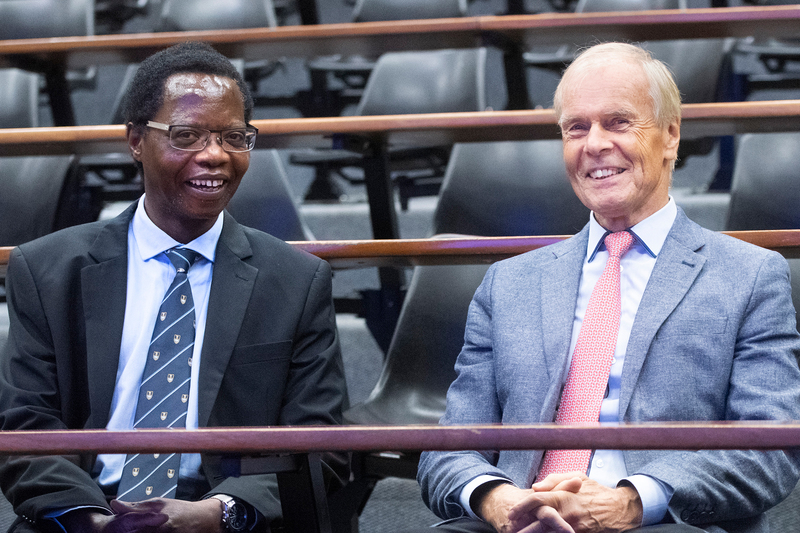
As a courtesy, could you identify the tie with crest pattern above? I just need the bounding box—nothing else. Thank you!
[117,247,200,501]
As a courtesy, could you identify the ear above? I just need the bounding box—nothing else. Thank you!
[126,122,144,162]
[663,120,681,163]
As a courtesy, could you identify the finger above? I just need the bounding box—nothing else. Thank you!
[102,511,169,533]
[508,493,550,521]
[111,498,167,514]
[531,472,586,492]
[551,476,583,494]
[512,506,573,533]
[110,500,138,515]
[530,505,575,533]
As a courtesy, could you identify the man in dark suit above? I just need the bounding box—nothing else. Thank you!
[0,42,347,533]
[415,43,800,533]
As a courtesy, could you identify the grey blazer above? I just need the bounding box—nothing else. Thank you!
[418,209,800,533]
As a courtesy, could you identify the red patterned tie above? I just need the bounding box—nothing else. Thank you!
[537,230,634,480]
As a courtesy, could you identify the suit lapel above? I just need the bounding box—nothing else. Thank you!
[81,204,136,428]
[619,210,707,418]
[511,228,588,486]
[540,227,589,386]
[197,213,257,427]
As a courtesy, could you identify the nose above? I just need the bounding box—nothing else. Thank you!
[585,123,613,155]
[195,133,229,164]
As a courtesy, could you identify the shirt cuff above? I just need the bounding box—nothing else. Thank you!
[43,505,113,533]
[620,474,674,526]
[459,475,514,520]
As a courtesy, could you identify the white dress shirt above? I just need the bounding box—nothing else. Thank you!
[460,198,678,525]
[94,196,223,489]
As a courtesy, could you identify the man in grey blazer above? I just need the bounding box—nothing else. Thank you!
[0,43,347,533]
[415,43,800,533]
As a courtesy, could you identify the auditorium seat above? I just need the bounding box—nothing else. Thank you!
[0,69,39,129]
[344,260,490,428]
[225,150,313,241]
[0,0,93,39]
[156,0,280,90]
[351,0,467,21]
[292,47,502,205]
[523,0,687,74]
[302,0,472,138]
[0,69,78,248]
[0,0,96,124]
[725,132,800,231]
[0,157,79,247]
[154,0,277,31]
[434,140,588,236]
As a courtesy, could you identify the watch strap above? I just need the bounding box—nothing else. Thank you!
[211,494,235,530]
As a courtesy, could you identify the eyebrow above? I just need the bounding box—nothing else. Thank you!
[559,108,639,128]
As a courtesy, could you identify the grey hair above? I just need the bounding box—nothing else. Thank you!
[553,42,681,130]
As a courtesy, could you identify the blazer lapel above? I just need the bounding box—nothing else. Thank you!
[81,203,136,428]
[619,210,707,418]
[511,228,588,486]
[540,227,589,390]
[197,213,257,427]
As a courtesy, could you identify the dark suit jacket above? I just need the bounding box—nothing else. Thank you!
[0,203,348,531]
[418,210,800,533]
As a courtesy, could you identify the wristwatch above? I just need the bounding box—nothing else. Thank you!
[212,494,249,532]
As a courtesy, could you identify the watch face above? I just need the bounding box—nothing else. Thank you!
[228,502,248,531]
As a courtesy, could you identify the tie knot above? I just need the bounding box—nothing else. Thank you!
[166,248,200,273]
[604,231,634,259]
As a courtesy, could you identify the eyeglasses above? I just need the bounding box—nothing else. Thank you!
[146,121,258,152]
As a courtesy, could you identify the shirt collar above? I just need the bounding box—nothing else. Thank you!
[586,197,678,262]
[131,195,223,263]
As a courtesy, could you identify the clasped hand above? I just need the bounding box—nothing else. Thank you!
[61,497,223,533]
[478,473,643,533]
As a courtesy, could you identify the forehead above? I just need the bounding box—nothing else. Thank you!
[560,59,654,120]
[157,73,244,120]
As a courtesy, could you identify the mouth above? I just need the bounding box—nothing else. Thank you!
[587,168,626,179]
[186,178,225,192]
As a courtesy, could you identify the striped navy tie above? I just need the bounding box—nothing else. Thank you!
[117,247,200,501]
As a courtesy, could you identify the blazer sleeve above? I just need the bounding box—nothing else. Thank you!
[0,247,111,529]
[418,263,512,520]
[630,250,800,527]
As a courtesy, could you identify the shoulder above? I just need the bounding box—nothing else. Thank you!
[235,222,328,274]
[686,221,779,266]
[668,209,776,259]
[491,230,588,275]
[667,213,787,282]
[11,219,118,275]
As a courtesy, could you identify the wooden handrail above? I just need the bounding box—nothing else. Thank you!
[2,230,799,278]
[0,423,799,455]
[1,6,799,70]
[0,101,798,156]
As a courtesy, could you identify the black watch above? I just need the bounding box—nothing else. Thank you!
[212,494,249,532]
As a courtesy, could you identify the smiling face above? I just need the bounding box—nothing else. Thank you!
[127,72,250,243]
[558,59,680,231]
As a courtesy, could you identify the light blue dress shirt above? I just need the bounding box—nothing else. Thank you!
[94,196,223,489]
[460,199,678,525]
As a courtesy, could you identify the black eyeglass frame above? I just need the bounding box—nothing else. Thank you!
[146,120,258,153]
